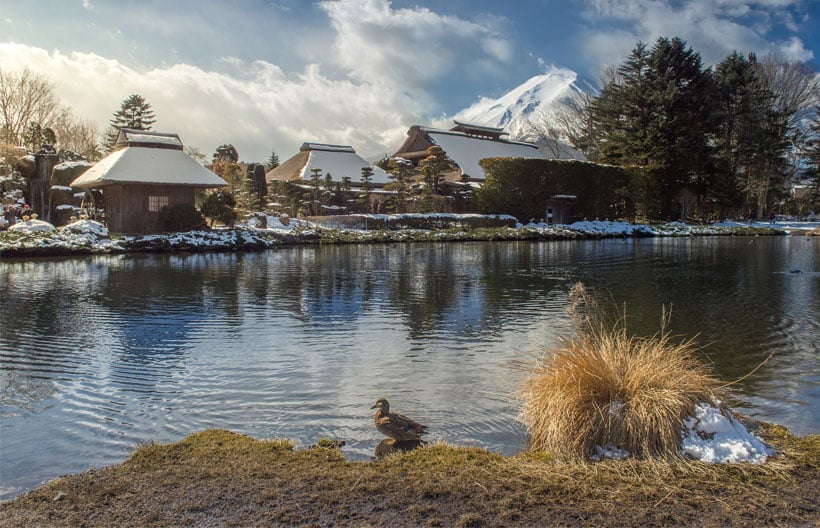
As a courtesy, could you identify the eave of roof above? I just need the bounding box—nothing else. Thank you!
[71,146,226,188]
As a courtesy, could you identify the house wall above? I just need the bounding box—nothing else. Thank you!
[105,184,197,234]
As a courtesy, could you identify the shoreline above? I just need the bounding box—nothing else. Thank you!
[0,217,806,259]
[0,425,817,527]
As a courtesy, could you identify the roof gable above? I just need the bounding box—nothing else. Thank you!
[71,134,226,188]
[115,128,184,150]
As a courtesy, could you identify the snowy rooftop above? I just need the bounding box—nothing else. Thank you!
[422,127,541,180]
[300,143,356,153]
[116,129,184,149]
[296,146,390,184]
[71,146,226,188]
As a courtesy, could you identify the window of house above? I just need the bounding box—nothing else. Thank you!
[148,195,169,212]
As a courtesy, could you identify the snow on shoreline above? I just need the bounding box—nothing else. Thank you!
[0,216,816,256]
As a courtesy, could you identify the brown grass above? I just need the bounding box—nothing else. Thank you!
[518,283,725,460]
[1,427,817,527]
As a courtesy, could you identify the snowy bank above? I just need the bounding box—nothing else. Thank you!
[0,215,803,258]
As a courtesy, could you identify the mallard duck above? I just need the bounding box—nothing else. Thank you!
[371,397,428,441]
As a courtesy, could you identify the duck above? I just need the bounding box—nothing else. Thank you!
[371,397,428,442]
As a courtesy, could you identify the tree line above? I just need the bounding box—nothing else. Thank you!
[544,37,818,220]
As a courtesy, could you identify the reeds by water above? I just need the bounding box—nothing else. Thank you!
[518,283,724,460]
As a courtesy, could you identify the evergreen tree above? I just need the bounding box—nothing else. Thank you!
[590,37,719,219]
[267,150,280,170]
[386,157,414,213]
[712,52,773,218]
[309,167,323,215]
[419,146,449,195]
[211,144,239,176]
[106,94,156,148]
[360,166,374,192]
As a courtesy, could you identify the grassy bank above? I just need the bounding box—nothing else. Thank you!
[1,426,817,527]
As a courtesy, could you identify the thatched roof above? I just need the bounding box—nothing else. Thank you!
[266,143,389,185]
[393,123,541,180]
[71,130,226,188]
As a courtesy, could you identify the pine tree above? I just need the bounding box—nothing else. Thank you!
[386,157,414,213]
[360,166,374,192]
[106,94,156,148]
[419,146,449,195]
[590,37,719,219]
[267,150,280,171]
[712,51,772,218]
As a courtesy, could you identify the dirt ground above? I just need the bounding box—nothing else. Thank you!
[1,425,817,528]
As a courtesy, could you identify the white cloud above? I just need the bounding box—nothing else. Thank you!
[0,1,518,162]
[319,0,513,100]
[580,0,813,72]
[0,43,421,161]
[778,35,814,62]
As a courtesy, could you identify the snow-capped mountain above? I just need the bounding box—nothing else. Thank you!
[450,67,596,159]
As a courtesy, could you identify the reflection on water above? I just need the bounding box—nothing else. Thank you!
[1,237,817,499]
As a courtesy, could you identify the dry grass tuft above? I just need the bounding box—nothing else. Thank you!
[519,283,725,460]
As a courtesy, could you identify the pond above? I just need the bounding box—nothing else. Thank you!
[1,237,818,500]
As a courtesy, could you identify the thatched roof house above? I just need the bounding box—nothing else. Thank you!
[71,129,226,234]
[393,121,542,181]
[266,142,390,186]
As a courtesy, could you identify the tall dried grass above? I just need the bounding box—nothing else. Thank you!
[519,283,725,460]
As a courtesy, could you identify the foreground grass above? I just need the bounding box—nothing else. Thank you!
[1,426,817,527]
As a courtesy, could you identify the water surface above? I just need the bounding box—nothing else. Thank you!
[1,237,817,499]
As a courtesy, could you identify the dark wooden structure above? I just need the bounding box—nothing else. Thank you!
[70,129,226,234]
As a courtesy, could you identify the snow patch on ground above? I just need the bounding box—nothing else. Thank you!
[591,444,630,461]
[681,403,773,464]
[7,219,56,233]
[592,401,774,464]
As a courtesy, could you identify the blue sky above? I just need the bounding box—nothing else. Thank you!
[1,0,817,161]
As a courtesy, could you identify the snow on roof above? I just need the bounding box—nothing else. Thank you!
[298,148,390,184]
[300,143,356,153]
[117,129,183,149]
[71,146,226,188]
[423,128,541,179]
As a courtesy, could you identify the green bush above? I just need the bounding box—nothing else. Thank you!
[158,203,206,232]
[476,158,645,222]
[200,190,237,227]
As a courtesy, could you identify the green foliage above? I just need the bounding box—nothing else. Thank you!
[385,157,415,213]
[200,190,237,227]
[23,122,56,151]
[158,203,206,232]
[590,38,719,218]
[476,158,639,222]
[213,144,239,164]
[420,146,449,195]
[360,166,374,192]
[267,150,280,170]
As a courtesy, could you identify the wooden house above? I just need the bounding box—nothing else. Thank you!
[70,129,226,234]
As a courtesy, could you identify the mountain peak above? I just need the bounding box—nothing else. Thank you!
[451,67,595,147]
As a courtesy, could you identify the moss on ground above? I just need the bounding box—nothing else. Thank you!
[1,425,817,527]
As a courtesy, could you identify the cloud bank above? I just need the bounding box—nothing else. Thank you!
[0,0,514,162]
[580,0,815,73]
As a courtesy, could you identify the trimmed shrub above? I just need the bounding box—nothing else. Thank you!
[477,158,646,222]
[158,203,206,232]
